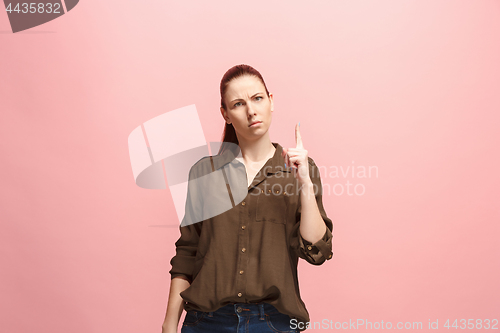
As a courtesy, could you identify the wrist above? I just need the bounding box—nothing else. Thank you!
[300,178,314,192]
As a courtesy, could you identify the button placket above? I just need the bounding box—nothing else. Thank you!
[236,193,249,302]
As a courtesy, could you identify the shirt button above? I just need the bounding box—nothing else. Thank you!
[275,190,279,194]
[241,225,246,230]
[239,270,244,274]
[236,306,243,313]
[284,191,287,195]
[261,189,264,193]
[242,201,246,206]
[241,248,246,253]
[307,245,313,251]
[237,292,242,297]
[268,189,271,194]
[328,254,332,259]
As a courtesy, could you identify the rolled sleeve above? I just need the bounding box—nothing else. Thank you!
[292,158,334,265]
[169,165,203,283]
[169,222,202,283]
[298,225,333,264]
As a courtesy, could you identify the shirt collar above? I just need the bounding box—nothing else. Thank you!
[212,142,288,190]
[268,142,285,175]
[213,142,285,172]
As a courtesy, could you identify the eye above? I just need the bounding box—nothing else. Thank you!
[234,102,242,107]
[255,96,263,101]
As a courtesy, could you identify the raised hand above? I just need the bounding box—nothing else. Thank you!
[281,122,311,186]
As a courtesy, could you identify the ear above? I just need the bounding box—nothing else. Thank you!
[220,107,231,124]
[268,93,274,112]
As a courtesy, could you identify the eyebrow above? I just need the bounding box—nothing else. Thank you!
[229,92,264,105]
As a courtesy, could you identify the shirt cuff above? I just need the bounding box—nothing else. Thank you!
[298,226,333,263]
[169,255,196,284]
[170,273,192,283]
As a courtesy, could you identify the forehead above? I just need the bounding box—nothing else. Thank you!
[225,75,265,98]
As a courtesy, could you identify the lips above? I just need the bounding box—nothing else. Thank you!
[249,121,262,127]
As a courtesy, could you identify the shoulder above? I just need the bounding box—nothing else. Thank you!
[307,156,316,166]
[307,156,323,181]
[188,156,213,180]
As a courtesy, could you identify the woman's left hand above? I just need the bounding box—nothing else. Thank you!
[282,122,311,186]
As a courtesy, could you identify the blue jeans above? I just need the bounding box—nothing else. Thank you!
[181,302,299,333]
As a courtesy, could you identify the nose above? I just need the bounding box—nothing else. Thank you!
[246,103,257,118]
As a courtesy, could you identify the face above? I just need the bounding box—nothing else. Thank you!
[220,75,274,142]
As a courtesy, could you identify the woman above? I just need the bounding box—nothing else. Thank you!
[162,64,333,333]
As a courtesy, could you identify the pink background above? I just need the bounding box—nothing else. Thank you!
[1,0,499,332]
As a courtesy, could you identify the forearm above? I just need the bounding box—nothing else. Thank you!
[162,276,191,332]
[299,180,327,244]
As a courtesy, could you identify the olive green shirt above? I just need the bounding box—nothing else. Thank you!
[169,142,333,330]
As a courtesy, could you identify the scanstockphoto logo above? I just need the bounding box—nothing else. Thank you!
[3,0,79,33]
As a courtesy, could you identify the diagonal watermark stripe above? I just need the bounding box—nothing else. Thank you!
[128,105,248,228]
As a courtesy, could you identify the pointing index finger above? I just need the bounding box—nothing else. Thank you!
[295,122,303,148]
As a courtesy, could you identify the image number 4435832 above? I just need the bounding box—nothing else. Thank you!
[3,0,79,33]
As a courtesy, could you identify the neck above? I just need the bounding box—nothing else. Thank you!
[237,133,276,162]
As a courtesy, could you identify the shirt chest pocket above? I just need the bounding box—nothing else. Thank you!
[255,187,289,224]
